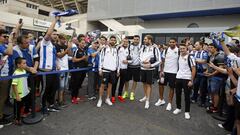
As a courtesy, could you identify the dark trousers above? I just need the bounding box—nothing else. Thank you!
[117,69,128,96]
[111,69,128,97]
[14,94,31,120]
[193,75,208,103]
[87,71,98,97]
[41,74,59,109]
[223,106,235,131]
[71,71,86,98]
[112,72,119,97]
[176,79,191,112]
[0,80,9,119]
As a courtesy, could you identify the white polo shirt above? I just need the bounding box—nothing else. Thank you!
[163,47,179,74]
[176,54,195,80]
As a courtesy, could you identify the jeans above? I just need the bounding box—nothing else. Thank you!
[193,75,207,104]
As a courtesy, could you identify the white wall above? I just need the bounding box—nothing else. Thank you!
[139,14,240,29]
[0,10,90,35]
[88,0,240,21]
[0,0,59,22]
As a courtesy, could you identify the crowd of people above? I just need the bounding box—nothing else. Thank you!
[0,17,240,135]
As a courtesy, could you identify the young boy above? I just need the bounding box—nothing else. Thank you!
[11,57,30,125]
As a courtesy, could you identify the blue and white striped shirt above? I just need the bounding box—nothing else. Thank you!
[39,39,57,71]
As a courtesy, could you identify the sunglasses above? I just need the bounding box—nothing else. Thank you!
[1,35,8,38]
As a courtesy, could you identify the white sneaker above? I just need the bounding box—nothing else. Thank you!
[139,97,147,102]
[155,99,161,106]
[145,101,150,109]
[155,99,166,106]
[185,112,191,120]
[218,124,224,129]
[173,109,181,115]
[166,103,172,111]
[97,99,102,107]
[105,98,113,106]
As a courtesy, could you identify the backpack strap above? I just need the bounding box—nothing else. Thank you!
[187,55,192,72]
[165,48,168,56]
[153,47,157,61]
[128,44,131,55]
[103,47,106,57]
[117,46,121,53]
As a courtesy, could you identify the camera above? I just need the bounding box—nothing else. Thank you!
[150,57,156,64]
[126,55,132,60]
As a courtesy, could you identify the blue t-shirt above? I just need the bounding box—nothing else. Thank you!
[87,48,99,72]
[13,45,38,67]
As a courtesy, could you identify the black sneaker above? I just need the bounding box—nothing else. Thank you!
[58,102,68,108]
[3,114,13,120]
[41,108,50,116]
[0,118,12,126]
[48,105,60,112]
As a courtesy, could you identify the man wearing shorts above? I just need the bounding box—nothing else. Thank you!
[123,35,141,101]
[139,35,161,109]
[156,38,179,111]
[97,36,119,107]
[204,43,225,113]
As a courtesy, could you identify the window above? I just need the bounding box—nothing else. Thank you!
[187,23,199,28]
[38,9,49,16]
[26,3,38,10]
[0,0,7,4]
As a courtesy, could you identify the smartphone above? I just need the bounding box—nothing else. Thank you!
[19,18,23,24]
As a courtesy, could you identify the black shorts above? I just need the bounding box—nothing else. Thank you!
[141,70,154,84]
[127,67,140,82]
[162,72,177,89]
[234,97,240,120]
[101,71,117,84]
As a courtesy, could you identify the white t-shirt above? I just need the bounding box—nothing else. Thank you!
[163,47,179,74]
[176,54,195,80]
[68,43,78,60]
[57,52,69,70]
[140,45,161,70]
[227,53,240,102]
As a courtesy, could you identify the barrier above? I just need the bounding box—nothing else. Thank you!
[0,67,92,81]
[0,67,92,124]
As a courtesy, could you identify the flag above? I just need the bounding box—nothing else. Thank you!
[224,25,240,37]
[51,9,79,17]
[51,9,79,27]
